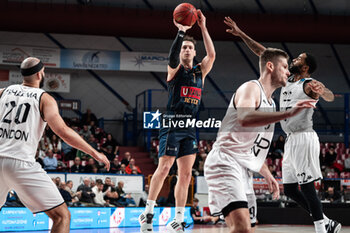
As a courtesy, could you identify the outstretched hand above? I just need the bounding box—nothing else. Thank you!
[93,152,110,171]
[173,18,192,32]
[224,16,242,36]
[287,99,317,117]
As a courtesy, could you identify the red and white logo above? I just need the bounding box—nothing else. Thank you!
[180,86,201,100]
[110,208,125,227]
[159,208,171,225]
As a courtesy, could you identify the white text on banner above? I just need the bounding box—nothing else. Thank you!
[0,45,60,67]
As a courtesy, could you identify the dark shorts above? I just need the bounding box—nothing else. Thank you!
[158,127,198,158]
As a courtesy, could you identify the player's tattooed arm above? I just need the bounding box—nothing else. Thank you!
[224,16,266,56]
[304,80,335,102]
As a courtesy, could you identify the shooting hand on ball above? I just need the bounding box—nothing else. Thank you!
[173,19,192,32]
[197,9,206,29]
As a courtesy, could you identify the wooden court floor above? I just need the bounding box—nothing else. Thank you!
[6,224,350,233]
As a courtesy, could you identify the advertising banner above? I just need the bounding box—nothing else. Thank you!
[60,49,120,71]
[0,70,70,93]
[0,45,60,67]
[0,208,49,231]
[120,52,168,72]
[0,207,192,231]
[0,45,170,72]
[109,207,192,228]
[70,208,109,229]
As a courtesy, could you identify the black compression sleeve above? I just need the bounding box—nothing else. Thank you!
[168,30,185,69]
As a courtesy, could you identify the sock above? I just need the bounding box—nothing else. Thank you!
[175,207,185,223]
[323,214,330,225]
[314,219,326,233]
[145,200,155,214]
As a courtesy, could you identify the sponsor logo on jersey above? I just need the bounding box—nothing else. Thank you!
[180,86,201,100]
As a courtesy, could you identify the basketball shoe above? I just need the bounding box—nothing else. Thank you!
[326,219,341,233]
[166,219,186,233]
[138,212,154,233]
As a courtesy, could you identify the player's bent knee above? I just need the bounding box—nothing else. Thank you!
[46,203,70,223]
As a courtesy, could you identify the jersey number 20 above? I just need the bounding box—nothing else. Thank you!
[2,101,31,124]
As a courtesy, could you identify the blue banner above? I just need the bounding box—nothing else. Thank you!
[0,208,49,231]
[60,49,120,70]
[0,207,193,231]
[70,208,110,229]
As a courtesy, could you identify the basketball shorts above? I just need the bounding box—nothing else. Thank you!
[158,127,198,158]
[282,131,322,185]
[204,148,254,217]
[0,157,64,213]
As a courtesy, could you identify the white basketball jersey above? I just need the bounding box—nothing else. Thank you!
[213,80,275,172]
[280,77,316,133]
[0,85,47,163]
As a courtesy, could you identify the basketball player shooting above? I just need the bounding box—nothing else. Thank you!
[0,57,110,233]
[139,9,215,233]
[224,16,341,233]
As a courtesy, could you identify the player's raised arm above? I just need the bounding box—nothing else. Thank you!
[197,9,216,78]
[224,16,266,56]
[306,80,335,102]
[235,82,317,127]
[40,93,110,171]
[167,20,192,81]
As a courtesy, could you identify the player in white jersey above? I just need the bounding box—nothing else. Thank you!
[204,47,316,233]
[224,17,341,233]
[0,57,110,233]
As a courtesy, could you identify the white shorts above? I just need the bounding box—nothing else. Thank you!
[0,157,64,213]
[204,148,255,217]
[282,131,322,185]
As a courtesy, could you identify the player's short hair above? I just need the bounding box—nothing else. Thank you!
[193,198,199,202]
[260,48,289,72]
[304,52,317,74]
[183,35,196,47]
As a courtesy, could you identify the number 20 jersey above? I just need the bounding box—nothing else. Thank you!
[213,80,275,172]
[0,84,47,163]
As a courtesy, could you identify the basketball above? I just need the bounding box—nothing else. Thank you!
[173,3,198,26]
